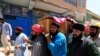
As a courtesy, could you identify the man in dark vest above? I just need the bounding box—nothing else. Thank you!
[68,23,100,56]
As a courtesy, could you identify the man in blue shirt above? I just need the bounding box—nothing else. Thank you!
[46,22,67,56]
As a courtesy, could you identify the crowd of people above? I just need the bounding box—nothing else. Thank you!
[0,17,100,56]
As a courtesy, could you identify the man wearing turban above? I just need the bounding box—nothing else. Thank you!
[31,24,51,56]
[68,23,100,56]
[14,27,29,56]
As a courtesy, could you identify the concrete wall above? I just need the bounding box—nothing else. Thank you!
[42,0,86,22]
[43,0,86,13]
[91,19,100,25]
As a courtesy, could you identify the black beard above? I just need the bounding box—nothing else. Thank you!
[15,32,20,36]
[50,31,58,37]
[1,22,4,23]
[90,33,97,37]
[73,33,82,38]
[0,22,4,24]
[31,34,37,41]
[72,34,82,43]
[50,31,59,40]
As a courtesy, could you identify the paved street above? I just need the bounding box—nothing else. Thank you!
[0,41,14,56]
[0,46,31,56]
[0,41,31,56]
[0,41,100,56]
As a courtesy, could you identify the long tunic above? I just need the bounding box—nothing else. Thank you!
[32,34,51,56]
[48,32,67,56]
[68,36,100,56]
[0,22,12,48]
[14,33,28,56]
[0,22,12,36]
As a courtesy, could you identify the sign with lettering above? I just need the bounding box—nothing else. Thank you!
[64,0,77,6]
[2,3,28,17]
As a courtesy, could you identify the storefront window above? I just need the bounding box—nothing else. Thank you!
[79,0,85,8]
[64,0,85,8]
[64,0,77,6]
[1,2,28,17]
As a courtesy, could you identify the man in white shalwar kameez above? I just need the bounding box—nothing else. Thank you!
[14,27,29,56]
[0,17,12,55]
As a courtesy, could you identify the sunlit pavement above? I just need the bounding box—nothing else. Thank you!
[0,45,100,56]
[0,46,31,56]
[0,46,14,56]
[0,40,32,56]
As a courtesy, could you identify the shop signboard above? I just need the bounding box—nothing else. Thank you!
[1,3,28,17]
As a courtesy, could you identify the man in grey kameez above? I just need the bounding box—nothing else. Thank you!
[31,24,51,56]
